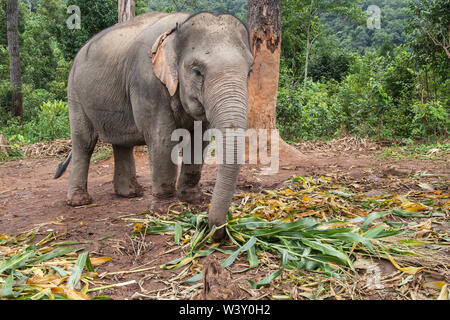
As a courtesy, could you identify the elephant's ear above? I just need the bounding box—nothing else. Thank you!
[150,28,178,96]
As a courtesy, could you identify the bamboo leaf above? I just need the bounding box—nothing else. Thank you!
[162,256,195,270]
[33,247,75,263]
[1,274,14,298]
[174,224,183,245]
[221,237,257,268]
[0,248,36,274]
[51,241,84,246]
[249,269,282,289]
[90,257,112,266]
[67,252,93,289]
[364,225,401,239]
[190,226,207,252]
[361,211,389,229]
[184,272,203,283]
[301,239,353,269]
[328,232,374,252]
[437,284,448,300]
[384,251,424,275]
[51,266,68,277]
[247,245,259,269]
[423,281,447,290]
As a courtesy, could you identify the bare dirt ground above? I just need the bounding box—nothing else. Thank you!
[0,138,448,300]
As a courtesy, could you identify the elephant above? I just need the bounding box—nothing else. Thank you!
[54,12,253,240]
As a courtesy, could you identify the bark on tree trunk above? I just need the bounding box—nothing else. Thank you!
[118,0,135,23]
[247,0,305,167]
[304,25,311,84]
[247,0,281,131]
[6,0,23,120]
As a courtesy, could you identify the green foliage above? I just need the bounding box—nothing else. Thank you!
[406,0,450,63]
[277,63,341,141]
[276,0,448,142]
[21,10,70,99]
[91,148,113,163]
[59,0,117,61]
[383,50,416,102]
[411,100,449,138]
[147,0,247,21]
[0,0,27,48]
[0,133,24,162]
[334,52,391,137]
[1,100,70,145]
[1,0,447,152]
[39,99,68,116]
[0,80,13,123]
[277,49,449,142]
[323,0,411,54]
[380,142,449,160]
[308,42,354,82]
[135,0,151,15]
[281,0,364,79]
[1,0,70,122]
[22,87,56,120]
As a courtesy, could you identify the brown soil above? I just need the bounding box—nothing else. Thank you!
[0,142,448,300]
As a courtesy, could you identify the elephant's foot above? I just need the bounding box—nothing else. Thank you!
[115,178,143,198]
[211,227,226,241]
[177,186,206,204]
[67,191,92,207]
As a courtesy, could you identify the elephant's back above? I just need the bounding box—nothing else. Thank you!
[74,12,170,64]
[69,12,190,85]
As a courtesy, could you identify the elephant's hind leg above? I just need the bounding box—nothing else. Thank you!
[67,109,98,206]
[113,145,143,198]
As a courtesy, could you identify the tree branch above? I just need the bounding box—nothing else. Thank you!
[423,26,450,59]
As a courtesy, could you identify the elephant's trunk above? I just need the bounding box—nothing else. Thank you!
[204,72,248,240]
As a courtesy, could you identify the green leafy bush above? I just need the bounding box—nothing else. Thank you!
[22,87,57,121]
[1,100,70,145]
[277,63,342,141]
[411,100,449,138]
[40,99,68,116]
[0,80,13,123]
[276,52,449,142]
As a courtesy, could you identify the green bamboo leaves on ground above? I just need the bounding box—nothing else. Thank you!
[0,233,111,300]
[131,176,448,288]
[67,252,94,289]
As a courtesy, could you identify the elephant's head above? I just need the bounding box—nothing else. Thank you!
[151,13,253,239]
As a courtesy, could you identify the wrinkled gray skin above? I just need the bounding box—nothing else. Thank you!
[59,12,253,239]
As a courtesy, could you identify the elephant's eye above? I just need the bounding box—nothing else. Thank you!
[193,67,203,78]
[248,68,253,78]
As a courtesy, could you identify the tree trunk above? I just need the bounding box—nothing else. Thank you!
[304,24,311,84]
[247,0,305,168]
[118,0,135,23]
[247,0,281,131]
[6,0,23,120]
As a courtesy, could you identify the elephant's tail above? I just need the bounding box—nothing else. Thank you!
[54,151,72,179]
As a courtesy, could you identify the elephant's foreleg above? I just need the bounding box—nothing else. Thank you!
[147,129,178,213]
[177,139,208,202]
[113,145,143,198]
[177,163,203,202]
[149,142,177,198]
[67,110,98,206]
